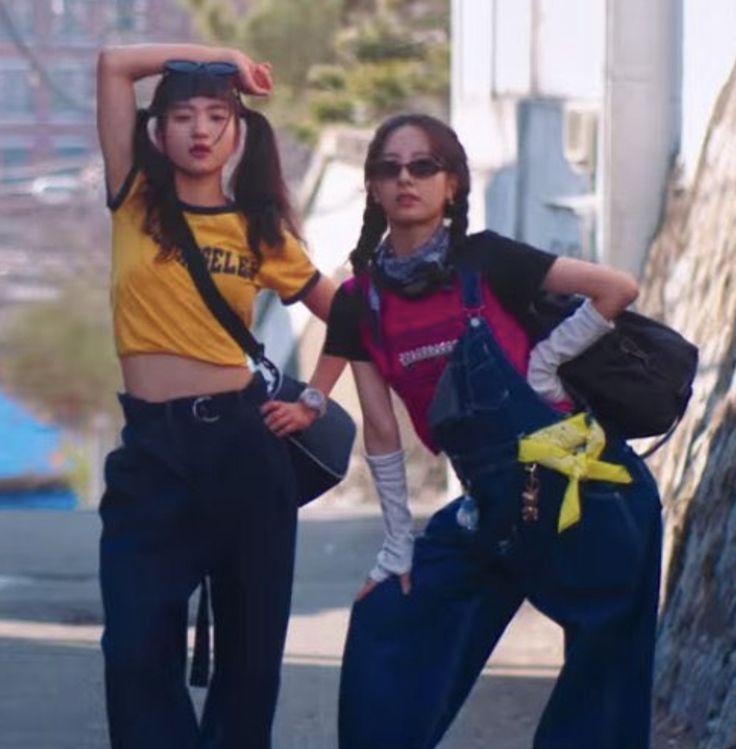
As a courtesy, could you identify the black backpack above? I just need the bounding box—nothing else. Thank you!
[527,293,698,445]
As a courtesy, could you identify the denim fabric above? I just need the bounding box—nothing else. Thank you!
[99,375,298,749]
[339,274,662,749]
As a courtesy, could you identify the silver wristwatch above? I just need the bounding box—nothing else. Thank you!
[298,386,327,418]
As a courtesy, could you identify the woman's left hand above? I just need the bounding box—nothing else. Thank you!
[261,400,317,437]
[232,53,274,96]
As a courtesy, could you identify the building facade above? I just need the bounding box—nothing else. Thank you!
[0,0,193,188]
[451,0,735,275]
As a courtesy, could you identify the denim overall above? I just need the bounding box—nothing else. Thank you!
[99,374,297,749]
[338,273,662,749]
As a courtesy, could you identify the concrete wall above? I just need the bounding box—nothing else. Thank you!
[514,99,595,256]
[452,0,604,248]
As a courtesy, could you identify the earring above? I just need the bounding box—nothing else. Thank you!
[146,116,164,153]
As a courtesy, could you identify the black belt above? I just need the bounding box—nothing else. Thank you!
[119,376,268,426]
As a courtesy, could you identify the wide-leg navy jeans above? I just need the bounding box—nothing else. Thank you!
[99,376,297,749]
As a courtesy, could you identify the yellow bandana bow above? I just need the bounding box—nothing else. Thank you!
[518,413,632,533]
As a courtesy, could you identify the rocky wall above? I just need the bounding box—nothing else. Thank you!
[639,63,736,749]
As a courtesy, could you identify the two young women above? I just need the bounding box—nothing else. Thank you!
[96,44,336,747]
[97,40,661,749]
[268,114,663,748]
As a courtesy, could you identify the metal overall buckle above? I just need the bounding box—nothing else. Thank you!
[192,396,220,423]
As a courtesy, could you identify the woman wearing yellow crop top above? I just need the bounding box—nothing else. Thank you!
[97,43,335,748]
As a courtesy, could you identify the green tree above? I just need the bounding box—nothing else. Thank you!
[182,0,342,91]
[180,0,450,136]
[244,0,343,91]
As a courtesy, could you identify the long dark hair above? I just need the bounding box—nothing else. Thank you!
[349,113,471,274]
[133,71,299,268]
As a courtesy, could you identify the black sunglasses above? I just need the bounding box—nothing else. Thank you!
[164,59,239,77]
[368,157,445,181]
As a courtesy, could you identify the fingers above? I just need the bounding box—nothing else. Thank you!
[399,572,412,596]
[238,60,273,96]
[251,63,273,93]
[355,572,412,602]
[261,401,294,436]
[260,401,313,437]
[355,579,378,602]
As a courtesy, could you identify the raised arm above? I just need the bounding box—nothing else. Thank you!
[96,43,273,197]
[541,256,638,319]
[530,256,639,403]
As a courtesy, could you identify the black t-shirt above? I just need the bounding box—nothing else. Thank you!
[324,230,557,361]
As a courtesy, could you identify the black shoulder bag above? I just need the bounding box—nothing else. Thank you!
[528,293,698,452]
[172,213,356,507]
[462,232,698,454]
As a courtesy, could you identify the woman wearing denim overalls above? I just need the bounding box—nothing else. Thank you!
[267,113,662,748]
[96,44,337,748]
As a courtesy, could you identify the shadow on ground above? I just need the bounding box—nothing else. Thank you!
[0,509,701,749]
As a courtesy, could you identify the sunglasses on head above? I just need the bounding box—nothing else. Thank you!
[164,59,239,77]
[368,156,445,181]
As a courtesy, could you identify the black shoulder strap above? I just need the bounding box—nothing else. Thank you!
[171,209,281,387]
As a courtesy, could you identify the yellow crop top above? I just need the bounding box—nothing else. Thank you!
[109,170,320,366]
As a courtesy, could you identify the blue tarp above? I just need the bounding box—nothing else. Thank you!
[0,392,78,509]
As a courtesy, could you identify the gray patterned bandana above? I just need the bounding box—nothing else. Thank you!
[369,226,454,325]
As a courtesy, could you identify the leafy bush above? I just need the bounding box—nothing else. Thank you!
[311,93,355,123]
[181,0,450,135]
[307,64,348,92]
[0,282,121,429]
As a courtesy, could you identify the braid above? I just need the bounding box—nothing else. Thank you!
[349,195,387,274]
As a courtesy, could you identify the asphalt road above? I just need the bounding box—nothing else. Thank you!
[0,503,686,748]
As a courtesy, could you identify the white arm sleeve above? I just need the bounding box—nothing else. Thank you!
[527,299,615,403]
[365,450,414,583]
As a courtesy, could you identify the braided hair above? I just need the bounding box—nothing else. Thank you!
[350,113,471,274]
[133,70,300,270]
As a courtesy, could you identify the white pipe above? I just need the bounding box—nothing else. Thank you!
[601,0,681,275]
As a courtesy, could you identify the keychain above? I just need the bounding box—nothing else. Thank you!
[521,463,540,523]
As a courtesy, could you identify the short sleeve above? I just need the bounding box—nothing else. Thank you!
[456,230,558,318]
[257,231,321,304]
[107,168,143,212]
[323,284,371,361]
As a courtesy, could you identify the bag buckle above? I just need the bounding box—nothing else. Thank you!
[259,356,283,399]
[192,396,220,423]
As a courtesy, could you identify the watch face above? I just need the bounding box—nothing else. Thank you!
[300,387,326,412]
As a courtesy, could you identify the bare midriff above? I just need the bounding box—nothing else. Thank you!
[120,353,254,403]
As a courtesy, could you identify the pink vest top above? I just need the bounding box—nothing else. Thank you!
[347,274,532,452]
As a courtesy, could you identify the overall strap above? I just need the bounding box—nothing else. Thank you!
[459,269,484,313]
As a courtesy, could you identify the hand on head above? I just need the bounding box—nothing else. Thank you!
[238,57,274,97]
